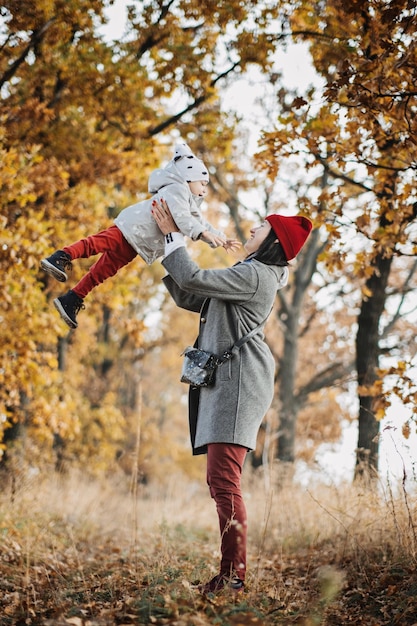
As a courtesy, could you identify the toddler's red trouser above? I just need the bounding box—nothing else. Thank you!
[206,443,248,582]
[63,225,137,299]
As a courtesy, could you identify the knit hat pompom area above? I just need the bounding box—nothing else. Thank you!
[266,214,313,261]
[170,142,209,183]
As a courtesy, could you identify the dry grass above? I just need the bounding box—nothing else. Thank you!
[1,466,417,625]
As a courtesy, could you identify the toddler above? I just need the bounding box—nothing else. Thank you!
[41,142,239,328]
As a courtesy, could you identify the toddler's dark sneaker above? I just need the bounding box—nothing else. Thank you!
[41,250,72,282]
[53,290,84,329]
[197,573,244,595]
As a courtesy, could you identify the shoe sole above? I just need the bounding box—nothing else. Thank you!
[40,259,68,282]
[197,582,244,595]
[53,298,78,329]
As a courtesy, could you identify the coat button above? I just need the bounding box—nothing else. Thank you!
[200,317,206,323]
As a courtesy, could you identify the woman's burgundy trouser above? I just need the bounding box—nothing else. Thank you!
[206,443,248,581]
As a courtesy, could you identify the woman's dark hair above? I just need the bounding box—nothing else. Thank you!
[246,229,288,266]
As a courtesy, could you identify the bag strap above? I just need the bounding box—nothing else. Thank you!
[217,308,272,364]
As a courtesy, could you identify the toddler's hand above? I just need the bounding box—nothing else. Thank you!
[223,239,241,253]
[200,230,227,248]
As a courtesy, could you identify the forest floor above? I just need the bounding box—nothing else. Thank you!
[1,469,417,626]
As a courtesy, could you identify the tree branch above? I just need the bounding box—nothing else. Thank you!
[315,153,374,193]
[296,360,356,403]
[0,18,56,90]
[147,61,241,136]
[381,260,417,338]
[135,0,177,58]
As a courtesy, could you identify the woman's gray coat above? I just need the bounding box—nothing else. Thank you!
[162,247,288,455]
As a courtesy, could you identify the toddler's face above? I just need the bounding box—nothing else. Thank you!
[188,180,209,198]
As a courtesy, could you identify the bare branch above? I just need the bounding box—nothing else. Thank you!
[382,258,417,337]
[296,360,356,403]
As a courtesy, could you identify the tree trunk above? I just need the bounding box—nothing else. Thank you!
[354,252,392,481]
[57,335,69,372]
[277,313,299,462]
[275,227,322,464]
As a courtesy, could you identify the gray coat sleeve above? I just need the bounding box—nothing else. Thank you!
[162,247,259,305]
[162,274,205,312]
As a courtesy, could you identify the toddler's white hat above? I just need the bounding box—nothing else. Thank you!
[170,142,209,183]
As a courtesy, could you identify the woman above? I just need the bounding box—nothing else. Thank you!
[152,198,312,594]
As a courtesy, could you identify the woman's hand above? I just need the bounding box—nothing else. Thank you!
[151,198,180,234]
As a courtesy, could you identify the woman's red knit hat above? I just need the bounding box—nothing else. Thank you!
[265,214,313,261]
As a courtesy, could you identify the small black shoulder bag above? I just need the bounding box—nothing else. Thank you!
[180,315,269,388]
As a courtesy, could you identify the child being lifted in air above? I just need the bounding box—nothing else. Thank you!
[41,142,239,329]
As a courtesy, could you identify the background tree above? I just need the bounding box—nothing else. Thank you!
[6,0,330,479]
[257,0,417,479]
[2,0,416,484]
